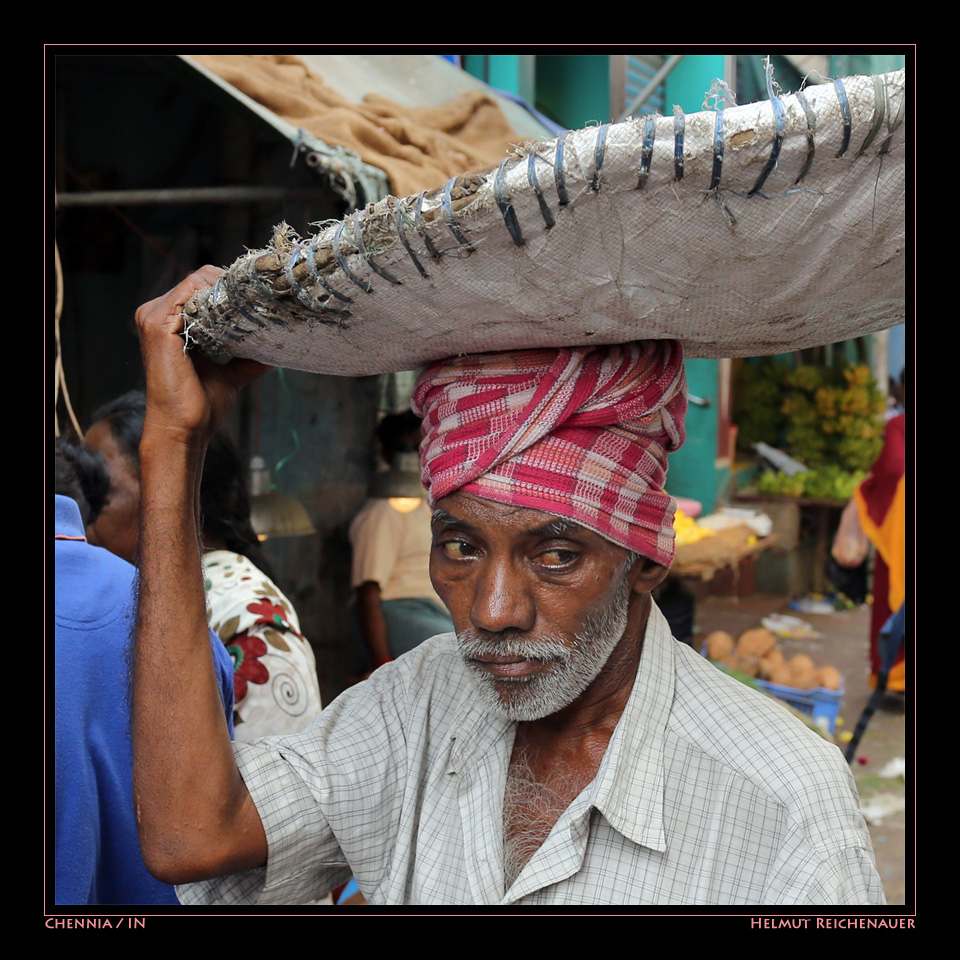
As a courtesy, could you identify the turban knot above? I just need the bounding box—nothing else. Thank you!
[411,341,687,567]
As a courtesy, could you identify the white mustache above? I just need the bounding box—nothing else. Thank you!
[457,629,573,663]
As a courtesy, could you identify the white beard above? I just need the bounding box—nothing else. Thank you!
[457,573,632,722]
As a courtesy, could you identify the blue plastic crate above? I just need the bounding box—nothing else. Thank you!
[750,676,843,734]
[701,649,844,734]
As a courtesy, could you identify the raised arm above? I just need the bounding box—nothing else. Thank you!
[132,267,269,883]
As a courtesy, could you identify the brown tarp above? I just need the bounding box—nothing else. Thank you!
[191,54,521,197]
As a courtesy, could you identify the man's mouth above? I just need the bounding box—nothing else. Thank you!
[458,631,572,678]
[470,652,552,678]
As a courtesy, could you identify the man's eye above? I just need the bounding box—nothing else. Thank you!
[538,549,578,568]
[442,540,478,560]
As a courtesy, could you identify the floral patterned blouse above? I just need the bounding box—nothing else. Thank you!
[203,550,323,742]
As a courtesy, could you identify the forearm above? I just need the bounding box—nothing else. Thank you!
[134,433,266,882]
[131,266,269,884]
[356,581,392,665]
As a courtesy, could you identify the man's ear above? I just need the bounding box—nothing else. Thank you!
[629,555,669,595]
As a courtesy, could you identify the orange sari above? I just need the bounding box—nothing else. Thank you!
[854,415,906,690]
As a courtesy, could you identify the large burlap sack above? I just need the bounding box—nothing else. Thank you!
[184,71,906,376]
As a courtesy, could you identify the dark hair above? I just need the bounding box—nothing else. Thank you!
[55,437,111,525]
[199,431,275,580]
[90,390,273,578]
[377,411,422,458]
[90,390,146,468]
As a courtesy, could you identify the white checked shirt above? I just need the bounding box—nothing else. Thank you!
[178,604,884,906]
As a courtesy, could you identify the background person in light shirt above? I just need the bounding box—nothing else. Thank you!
[350,411,454,668]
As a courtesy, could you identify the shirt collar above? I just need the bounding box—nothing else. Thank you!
[55,495,86,539]
[589,601,674,852]
[446,603,675,853]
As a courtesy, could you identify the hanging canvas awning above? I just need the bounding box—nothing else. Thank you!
[182,54,548,203]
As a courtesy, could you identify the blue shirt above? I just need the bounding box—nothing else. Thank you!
[54,495,235,905]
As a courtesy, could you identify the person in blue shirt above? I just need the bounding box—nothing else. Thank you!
[53,438,235,905]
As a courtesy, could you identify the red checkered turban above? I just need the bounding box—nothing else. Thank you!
[411,341,687,567]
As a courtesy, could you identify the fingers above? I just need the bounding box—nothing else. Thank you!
[136,265,223,338]
[137,267,271,445]
[136,267,229,443]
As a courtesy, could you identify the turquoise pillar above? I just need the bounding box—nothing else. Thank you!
[667,358,721,512]
[664,55,728,113]
[463,55,535,103]
[660,56,731,513]
[533,55,609,128]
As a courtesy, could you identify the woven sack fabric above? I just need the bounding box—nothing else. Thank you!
[184,71,906,376]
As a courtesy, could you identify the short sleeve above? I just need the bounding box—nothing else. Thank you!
[204,551,323,741]
[782,845,887,905]
[176,655,425,906]
[349,500,405,588]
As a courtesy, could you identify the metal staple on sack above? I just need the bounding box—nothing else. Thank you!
[749,96,784,196]
[354,208,403,285]
[235,262,282,330]
[203,278,241,345]
[333,220,374,293]
[441,177,475,250]
[527,153,555,228]
[554,131,570,206]
[707,109,737,227]
[878,77,904,156]
[794,88,817,184]
[414,191,442,261]
[710,109,724,192]
[285,243,312,307]
[303,237,352,306]
[215,270,266,339]
[834,79,852,158]
[636,116,656,189]
[592,123,608,191]
[857,75,887,156]
[673,111,685,181]
[395,200,430,278]
[287,241,350,315]
[495,158,524,246]
[244,255,280,311]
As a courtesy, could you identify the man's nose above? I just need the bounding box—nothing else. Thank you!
[470,558,536,635]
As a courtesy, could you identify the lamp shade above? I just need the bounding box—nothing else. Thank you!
[249,455,316,540]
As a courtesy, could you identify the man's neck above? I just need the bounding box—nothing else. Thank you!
[502,593,651,888]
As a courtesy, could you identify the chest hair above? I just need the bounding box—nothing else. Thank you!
[502,743,598,890]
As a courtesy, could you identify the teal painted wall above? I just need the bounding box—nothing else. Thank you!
[466,54,610,128]
[462,55,534,102]
[833,53,905,76]
[664,55,728,113]
[534,55,609,128]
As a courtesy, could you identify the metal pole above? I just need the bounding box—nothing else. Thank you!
[57,184,333,208]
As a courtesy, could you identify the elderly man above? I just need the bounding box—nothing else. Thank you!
[133,268,883,907]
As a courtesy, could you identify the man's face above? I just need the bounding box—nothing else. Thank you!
[430,493,652,722]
